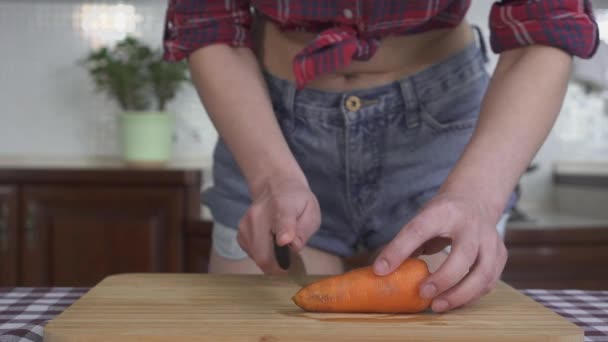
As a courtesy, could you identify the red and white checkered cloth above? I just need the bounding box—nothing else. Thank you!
[0,287,606,341]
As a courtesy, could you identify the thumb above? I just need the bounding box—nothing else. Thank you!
[273,211,298,247]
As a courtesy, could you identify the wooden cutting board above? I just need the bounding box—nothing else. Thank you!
[45,273,583,341]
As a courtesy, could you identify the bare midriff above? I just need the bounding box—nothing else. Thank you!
[252,17,475,92]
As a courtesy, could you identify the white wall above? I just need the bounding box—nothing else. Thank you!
[0,0,217,168]
[1,0,607,214]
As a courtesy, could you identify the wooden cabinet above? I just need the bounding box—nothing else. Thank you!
[502,224,608,290]
[0,165,203,287]
[20,186,184,287]
[184,220,213,273]
[0,186,18,285]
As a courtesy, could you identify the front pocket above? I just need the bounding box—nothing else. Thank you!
[420,71,489,134]
[422,114,478,132]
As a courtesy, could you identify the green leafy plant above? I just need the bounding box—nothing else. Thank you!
[82,36,189,112]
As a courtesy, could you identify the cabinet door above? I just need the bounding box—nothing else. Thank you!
[21,186,184,287]
[503,226,608,290]
[0,186,18,286]
[184,220,212,273]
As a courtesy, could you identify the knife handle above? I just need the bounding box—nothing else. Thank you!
[273,233,290,270]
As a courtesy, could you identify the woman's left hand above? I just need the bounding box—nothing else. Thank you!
[373,191,508,313]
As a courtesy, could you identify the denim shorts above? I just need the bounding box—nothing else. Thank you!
[203,42,518,259]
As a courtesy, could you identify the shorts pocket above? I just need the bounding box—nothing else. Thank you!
[420,71,489,134]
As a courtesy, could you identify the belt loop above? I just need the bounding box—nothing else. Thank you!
[284,79,297,131]
[471,25,489,64]
[398,78,420,129]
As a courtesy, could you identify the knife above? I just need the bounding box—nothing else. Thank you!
[273,233,291,270]
[273,233,308,286]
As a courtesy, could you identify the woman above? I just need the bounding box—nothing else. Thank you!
[163,0,598,313]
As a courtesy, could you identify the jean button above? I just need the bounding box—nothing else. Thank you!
[345,95,362,111]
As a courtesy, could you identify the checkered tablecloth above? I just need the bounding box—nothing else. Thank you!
[522,289,608,342]
[0,288,88,342]
[0,287,606,341]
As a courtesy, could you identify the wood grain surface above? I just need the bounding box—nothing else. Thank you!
[45,273,583,341]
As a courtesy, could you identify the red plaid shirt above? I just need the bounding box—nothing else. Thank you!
[163,0,599,89]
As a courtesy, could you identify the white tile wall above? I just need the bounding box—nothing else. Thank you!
[0,0,217,169]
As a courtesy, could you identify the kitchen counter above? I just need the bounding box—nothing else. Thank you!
[551,160,608,220]
[0,155,209,186]
[553,160,608,188]
[0,155,210,170]
[554,160,608,177]
[508,209,608,230]
[0,286,606,342]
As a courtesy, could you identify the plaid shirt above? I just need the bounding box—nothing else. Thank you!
[163,0,599,89]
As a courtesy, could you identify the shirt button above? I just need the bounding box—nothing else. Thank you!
[343,8,353,19]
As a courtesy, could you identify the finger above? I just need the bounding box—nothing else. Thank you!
[273,211,297,247]
[373,214,439,276]
[237,208,256,253]
[258,230,286,275]
[293,197,321,251]
[419,236,479,300]
[467,237,507,304]
[244,205,283,274]
[429,235,498,312]
[495,237,508,284]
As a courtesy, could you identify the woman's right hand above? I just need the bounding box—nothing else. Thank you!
[237,177,321,274]
[186,45,318,273]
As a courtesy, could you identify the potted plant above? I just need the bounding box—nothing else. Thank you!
[82,36,189,166]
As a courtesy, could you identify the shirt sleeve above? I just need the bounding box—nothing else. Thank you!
[163,0,253,61]
[489,0,600,59]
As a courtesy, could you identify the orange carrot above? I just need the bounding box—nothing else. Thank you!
[292,258,431,313]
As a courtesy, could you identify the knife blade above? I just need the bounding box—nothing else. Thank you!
[287,248,308,287]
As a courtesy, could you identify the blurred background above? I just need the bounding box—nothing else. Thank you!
[0,0,607,290]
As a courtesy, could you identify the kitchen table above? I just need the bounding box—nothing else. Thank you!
[0,287,606,342]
